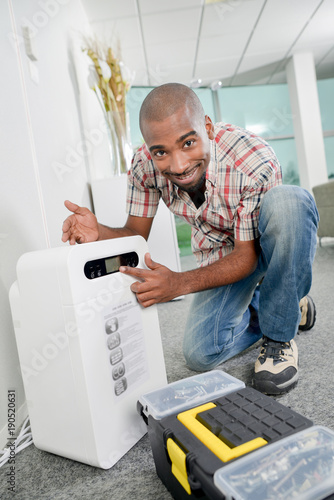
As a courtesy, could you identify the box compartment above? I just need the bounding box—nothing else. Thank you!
[214,425,334,500]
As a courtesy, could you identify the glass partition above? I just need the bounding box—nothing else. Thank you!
[127,87,154,150]
[217,84,294,138]
[318,78,334,132]
[267,138,299,185]
[318,78,334,178]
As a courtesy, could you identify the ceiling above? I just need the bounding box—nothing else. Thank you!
[81,0,334,88]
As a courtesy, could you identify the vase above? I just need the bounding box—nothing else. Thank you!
[104,111,132,176]
[104,112,121,176]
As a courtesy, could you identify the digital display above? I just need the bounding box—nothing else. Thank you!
[84,252,138,279]
[105,256,121,274]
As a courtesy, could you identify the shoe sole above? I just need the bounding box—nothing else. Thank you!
[299,295,316,331]
[252,372,299,395]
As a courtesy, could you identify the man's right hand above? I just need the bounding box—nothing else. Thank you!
[62,200,99,245]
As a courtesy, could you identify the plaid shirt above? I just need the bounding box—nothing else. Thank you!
[126,123,282,267]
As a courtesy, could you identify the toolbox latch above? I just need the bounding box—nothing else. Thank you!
[166,438,191,495]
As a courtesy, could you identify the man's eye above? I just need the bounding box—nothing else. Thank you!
[155,150,166,157]
[184,140,194,148]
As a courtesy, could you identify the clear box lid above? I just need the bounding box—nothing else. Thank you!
[214,425,334,500]
[138,370,245,420]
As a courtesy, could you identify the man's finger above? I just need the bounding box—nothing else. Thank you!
[119,266,151,279]
[137,297,156,308]
[64,200,79,213]
[69,234,77,245]
[62,217,72,233]
[134,289,157,307]
[61,231,69,243]
[64,200,91,217]
[144,253,160,270]
[130,280,154,294]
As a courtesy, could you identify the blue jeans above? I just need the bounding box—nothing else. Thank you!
[183,185,319,371]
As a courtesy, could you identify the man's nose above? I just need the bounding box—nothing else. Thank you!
[169,152,189,174]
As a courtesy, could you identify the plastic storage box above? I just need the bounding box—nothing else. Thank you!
[138,371,315,499]
[138,370,245,421]
[214,425,334,500]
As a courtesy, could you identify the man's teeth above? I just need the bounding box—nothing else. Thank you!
[178,170,195,179]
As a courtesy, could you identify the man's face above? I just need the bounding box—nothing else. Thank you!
[141,106,214,193]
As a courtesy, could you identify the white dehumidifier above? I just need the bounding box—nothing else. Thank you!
[9,236,167,469]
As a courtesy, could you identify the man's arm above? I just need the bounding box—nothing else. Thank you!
[121,239,259,308]
[62,200,153,244]
[98,214,153,241]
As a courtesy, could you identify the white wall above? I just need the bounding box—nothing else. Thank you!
[0,0,99,447]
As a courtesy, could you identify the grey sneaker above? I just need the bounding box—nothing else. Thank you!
[299,295,316,331]
[253,338,298,395]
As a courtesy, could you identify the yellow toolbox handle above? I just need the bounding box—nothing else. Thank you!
[177,402,267,462]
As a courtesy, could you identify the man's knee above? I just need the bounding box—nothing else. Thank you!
[260,185,319,231]
[183,345,218,372]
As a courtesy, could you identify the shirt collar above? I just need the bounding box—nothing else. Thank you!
[206,138,217,188]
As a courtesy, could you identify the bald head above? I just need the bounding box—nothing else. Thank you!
[139,83,205,134]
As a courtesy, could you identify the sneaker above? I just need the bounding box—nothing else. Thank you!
[299,295,316,331]
[253,338,298,395]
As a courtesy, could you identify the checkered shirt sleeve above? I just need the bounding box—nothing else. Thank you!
[126,144,161,218]
[220,127,282,241]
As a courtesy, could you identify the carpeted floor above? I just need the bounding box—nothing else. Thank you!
[1,241,333,500]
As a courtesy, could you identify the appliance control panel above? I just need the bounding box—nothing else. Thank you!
[84,251,139,279]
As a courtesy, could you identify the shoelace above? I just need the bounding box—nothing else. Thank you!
[261,338,290,361]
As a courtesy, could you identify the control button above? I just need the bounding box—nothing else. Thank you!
[114,378,127,396]
[110,347,123,365]
[105,317,119,334]
[107,332,121,350]
[125,253,139,267]
[112,362,125,380]
[84,259,106,279]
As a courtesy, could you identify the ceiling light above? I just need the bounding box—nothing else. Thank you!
[190,78,202,88]
[210,81,222,91]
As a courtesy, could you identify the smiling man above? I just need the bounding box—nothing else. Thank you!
[62,83,319,395]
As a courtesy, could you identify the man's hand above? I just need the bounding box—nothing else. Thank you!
[120,240,259,307]
[62,200,99,245]
[120,253,180,307]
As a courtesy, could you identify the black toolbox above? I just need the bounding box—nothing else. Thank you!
[138,371,334,500]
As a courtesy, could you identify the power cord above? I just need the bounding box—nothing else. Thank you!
[0,417,33,468]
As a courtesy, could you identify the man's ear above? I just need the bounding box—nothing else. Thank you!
[204,115,215,140]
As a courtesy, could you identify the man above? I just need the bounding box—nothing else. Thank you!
[62,83,319,395]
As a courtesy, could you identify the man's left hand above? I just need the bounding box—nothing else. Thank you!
[119,253,180,307]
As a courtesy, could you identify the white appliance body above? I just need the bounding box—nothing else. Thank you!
[9,236,167,469]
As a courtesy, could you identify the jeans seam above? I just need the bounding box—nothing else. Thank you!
[213,284,232,354]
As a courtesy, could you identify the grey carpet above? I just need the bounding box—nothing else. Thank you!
[1,242,333,499]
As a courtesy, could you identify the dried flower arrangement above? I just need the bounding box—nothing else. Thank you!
[83,38,134,175]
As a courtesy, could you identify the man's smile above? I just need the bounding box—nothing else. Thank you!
[165,163,202,183]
